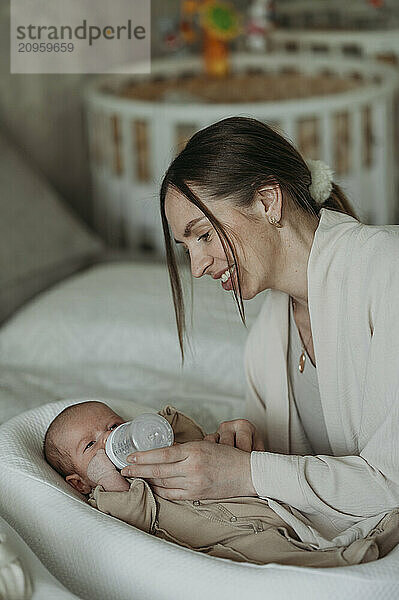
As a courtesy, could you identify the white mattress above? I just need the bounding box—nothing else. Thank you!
[0,262,265,428]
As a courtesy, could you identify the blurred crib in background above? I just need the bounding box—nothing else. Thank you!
[85,52,399,254]
[269,28,399,214]
[269,29,399,64]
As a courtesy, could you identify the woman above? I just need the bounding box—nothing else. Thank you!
[121,117,399,549]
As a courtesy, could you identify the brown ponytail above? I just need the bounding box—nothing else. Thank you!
[319,182,358,219]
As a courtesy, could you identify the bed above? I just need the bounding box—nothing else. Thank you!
[1,131,399,599]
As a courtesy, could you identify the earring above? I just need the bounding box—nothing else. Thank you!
[269,215,283,228]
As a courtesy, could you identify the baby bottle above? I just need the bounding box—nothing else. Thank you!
[105,413,174,469]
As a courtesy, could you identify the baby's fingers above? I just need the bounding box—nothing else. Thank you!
[253,431,266,451]
[234,431,253,453]
[203,432,220,443]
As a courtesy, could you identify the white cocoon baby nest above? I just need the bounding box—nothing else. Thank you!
[2,399,399,600]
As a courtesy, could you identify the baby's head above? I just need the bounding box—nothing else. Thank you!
[44,401,125,494]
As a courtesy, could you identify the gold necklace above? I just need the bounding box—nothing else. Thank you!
[291,297,313,373]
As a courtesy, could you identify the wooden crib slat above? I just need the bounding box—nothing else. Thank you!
[320,112,334,167]
[370,99,395,225]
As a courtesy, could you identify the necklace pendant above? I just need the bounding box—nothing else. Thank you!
[299,352,306,373]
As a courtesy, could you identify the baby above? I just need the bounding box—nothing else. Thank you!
[44,401,396,568]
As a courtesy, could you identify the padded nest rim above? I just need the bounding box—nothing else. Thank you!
[1,399,399,600]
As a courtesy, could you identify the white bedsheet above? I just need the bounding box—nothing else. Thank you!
[0,262,265,428]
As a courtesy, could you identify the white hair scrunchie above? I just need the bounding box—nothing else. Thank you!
[306,159,334,204]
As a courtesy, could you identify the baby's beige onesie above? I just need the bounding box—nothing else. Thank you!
[88,406,399,567]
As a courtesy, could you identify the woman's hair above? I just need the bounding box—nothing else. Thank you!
[160,116,357,359]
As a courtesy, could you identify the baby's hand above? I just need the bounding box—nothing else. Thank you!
[87,449,130,492]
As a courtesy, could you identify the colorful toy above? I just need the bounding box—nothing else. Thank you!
[180,1,241,77]
[246,0,274,52]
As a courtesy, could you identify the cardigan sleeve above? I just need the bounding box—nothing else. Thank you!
[250,445,399,521]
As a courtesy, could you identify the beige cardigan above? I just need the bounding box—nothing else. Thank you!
[245,208,399,549]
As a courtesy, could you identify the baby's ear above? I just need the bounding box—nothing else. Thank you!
[66,473,92,495]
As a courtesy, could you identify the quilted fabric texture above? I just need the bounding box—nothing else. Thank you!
[1,399,399,600]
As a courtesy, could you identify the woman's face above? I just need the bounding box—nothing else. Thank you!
[164,187,276,300]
